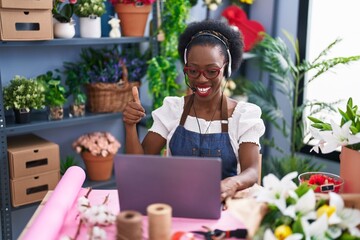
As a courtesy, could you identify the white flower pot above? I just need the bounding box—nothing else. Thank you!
[53,21,75,39]
[79,16,101,38]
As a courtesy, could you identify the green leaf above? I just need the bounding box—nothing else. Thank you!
[308,116,324,124]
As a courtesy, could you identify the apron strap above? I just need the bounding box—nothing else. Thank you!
[179,94,194,126]
[179,93,229,133]
[221,94,228,133]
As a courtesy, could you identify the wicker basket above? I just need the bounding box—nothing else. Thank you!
[86,64,140,113]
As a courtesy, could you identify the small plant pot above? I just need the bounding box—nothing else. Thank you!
[48,106,64,121]
[81,151,114,181]
[298,172,344,193]
[13,108,31,124]
[69,104,85,117]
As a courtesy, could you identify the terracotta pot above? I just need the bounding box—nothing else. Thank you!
[81,151,114,181]
[340,146,360,193]
[114,3,152,37]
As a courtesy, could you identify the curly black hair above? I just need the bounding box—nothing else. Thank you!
[178,19,244,77]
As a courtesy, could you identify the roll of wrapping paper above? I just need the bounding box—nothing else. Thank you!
[116,210,143,240]
[147,203,172,240]
[22,166,86,240]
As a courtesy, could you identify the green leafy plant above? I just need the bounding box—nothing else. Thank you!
[3,75,45,112]
[52,0,77,23]
[245,32,360,178]
[63,62,88,106]
[147,0,190,111]
[36,71,67,107]
[308,97,360,152]
[74,0,106,17]
[60,155,80,175]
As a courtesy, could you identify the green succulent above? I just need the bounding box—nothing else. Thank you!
[3,75,45,112]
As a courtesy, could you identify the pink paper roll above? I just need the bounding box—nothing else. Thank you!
[22,166,86,240]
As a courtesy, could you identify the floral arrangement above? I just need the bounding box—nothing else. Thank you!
[53,0,77,23]
[61,188,116,240]
[77,46,148,84]
[72,132,121,157]
[74,0,106,18]
[308,97,360,154]
[298,172,344,193]
[3,75,45,112]
[250,172,360,239]
[221,79,236,97]
[108,0,155,6]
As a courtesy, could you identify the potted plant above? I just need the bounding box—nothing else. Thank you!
[63,46,148,112]
[74,0,107,38]
[108,0,155,36]
[3,75,45,124]
[36,71,67,121]
[244,33,360,180]
[72,132,121,181]
[308,97,360,193]
[63,62,88,117]
[52,0,77,38]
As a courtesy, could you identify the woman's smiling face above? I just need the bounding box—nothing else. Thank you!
[186,45,227,100]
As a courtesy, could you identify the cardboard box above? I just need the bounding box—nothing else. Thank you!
[10,170,59,207]
[7,134,60,179]
[0,9,53,41]
[0,0,52,9]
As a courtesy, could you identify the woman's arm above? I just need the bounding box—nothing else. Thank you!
[220,142,260,202]
[123,87,167,154]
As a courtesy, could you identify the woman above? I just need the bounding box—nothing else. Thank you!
[123,20,265,202]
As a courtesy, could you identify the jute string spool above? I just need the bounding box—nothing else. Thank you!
[116,210,143,240]
[147,203,172,240]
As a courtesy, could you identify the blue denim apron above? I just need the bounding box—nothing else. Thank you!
[169,94,237,179]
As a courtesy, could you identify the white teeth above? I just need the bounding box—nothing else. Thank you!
[197,87,211,93]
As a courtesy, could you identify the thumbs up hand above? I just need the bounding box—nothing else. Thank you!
[123,86,146,125]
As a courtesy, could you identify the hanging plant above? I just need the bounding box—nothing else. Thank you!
[147,0,191,113]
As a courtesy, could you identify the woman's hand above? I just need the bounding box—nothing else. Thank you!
[122,86,146,125]
[220,177,238,204]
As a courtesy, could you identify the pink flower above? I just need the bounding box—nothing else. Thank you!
[69,0,77,3]
[73,132,121,157]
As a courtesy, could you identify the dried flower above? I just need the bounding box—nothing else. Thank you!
[72,132,121,157]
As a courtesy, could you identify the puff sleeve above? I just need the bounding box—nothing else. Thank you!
[148,97,184,139]
[233,102,265,146]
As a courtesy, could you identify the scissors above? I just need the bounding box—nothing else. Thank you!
[191,226,248,240]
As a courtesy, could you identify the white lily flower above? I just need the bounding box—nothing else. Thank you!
[264,228,303,240]
[311,121,360,154]
[283,189,317,219]
[256,172,298,212]
[301,214,329,240]
[328,192,360,237]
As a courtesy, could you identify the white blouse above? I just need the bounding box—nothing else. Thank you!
[148,96,265,159]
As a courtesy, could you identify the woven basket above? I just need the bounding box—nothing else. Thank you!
[86,64,140,113]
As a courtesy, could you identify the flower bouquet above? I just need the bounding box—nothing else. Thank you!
[227,172,360,240]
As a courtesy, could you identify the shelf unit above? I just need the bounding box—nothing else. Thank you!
[0,32,156,240]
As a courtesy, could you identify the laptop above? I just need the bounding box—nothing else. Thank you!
[114,154,222,219]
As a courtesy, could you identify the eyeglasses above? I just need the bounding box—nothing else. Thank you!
[183,63,227,80]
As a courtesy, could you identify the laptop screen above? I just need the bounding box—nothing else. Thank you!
[114,154,222,219]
